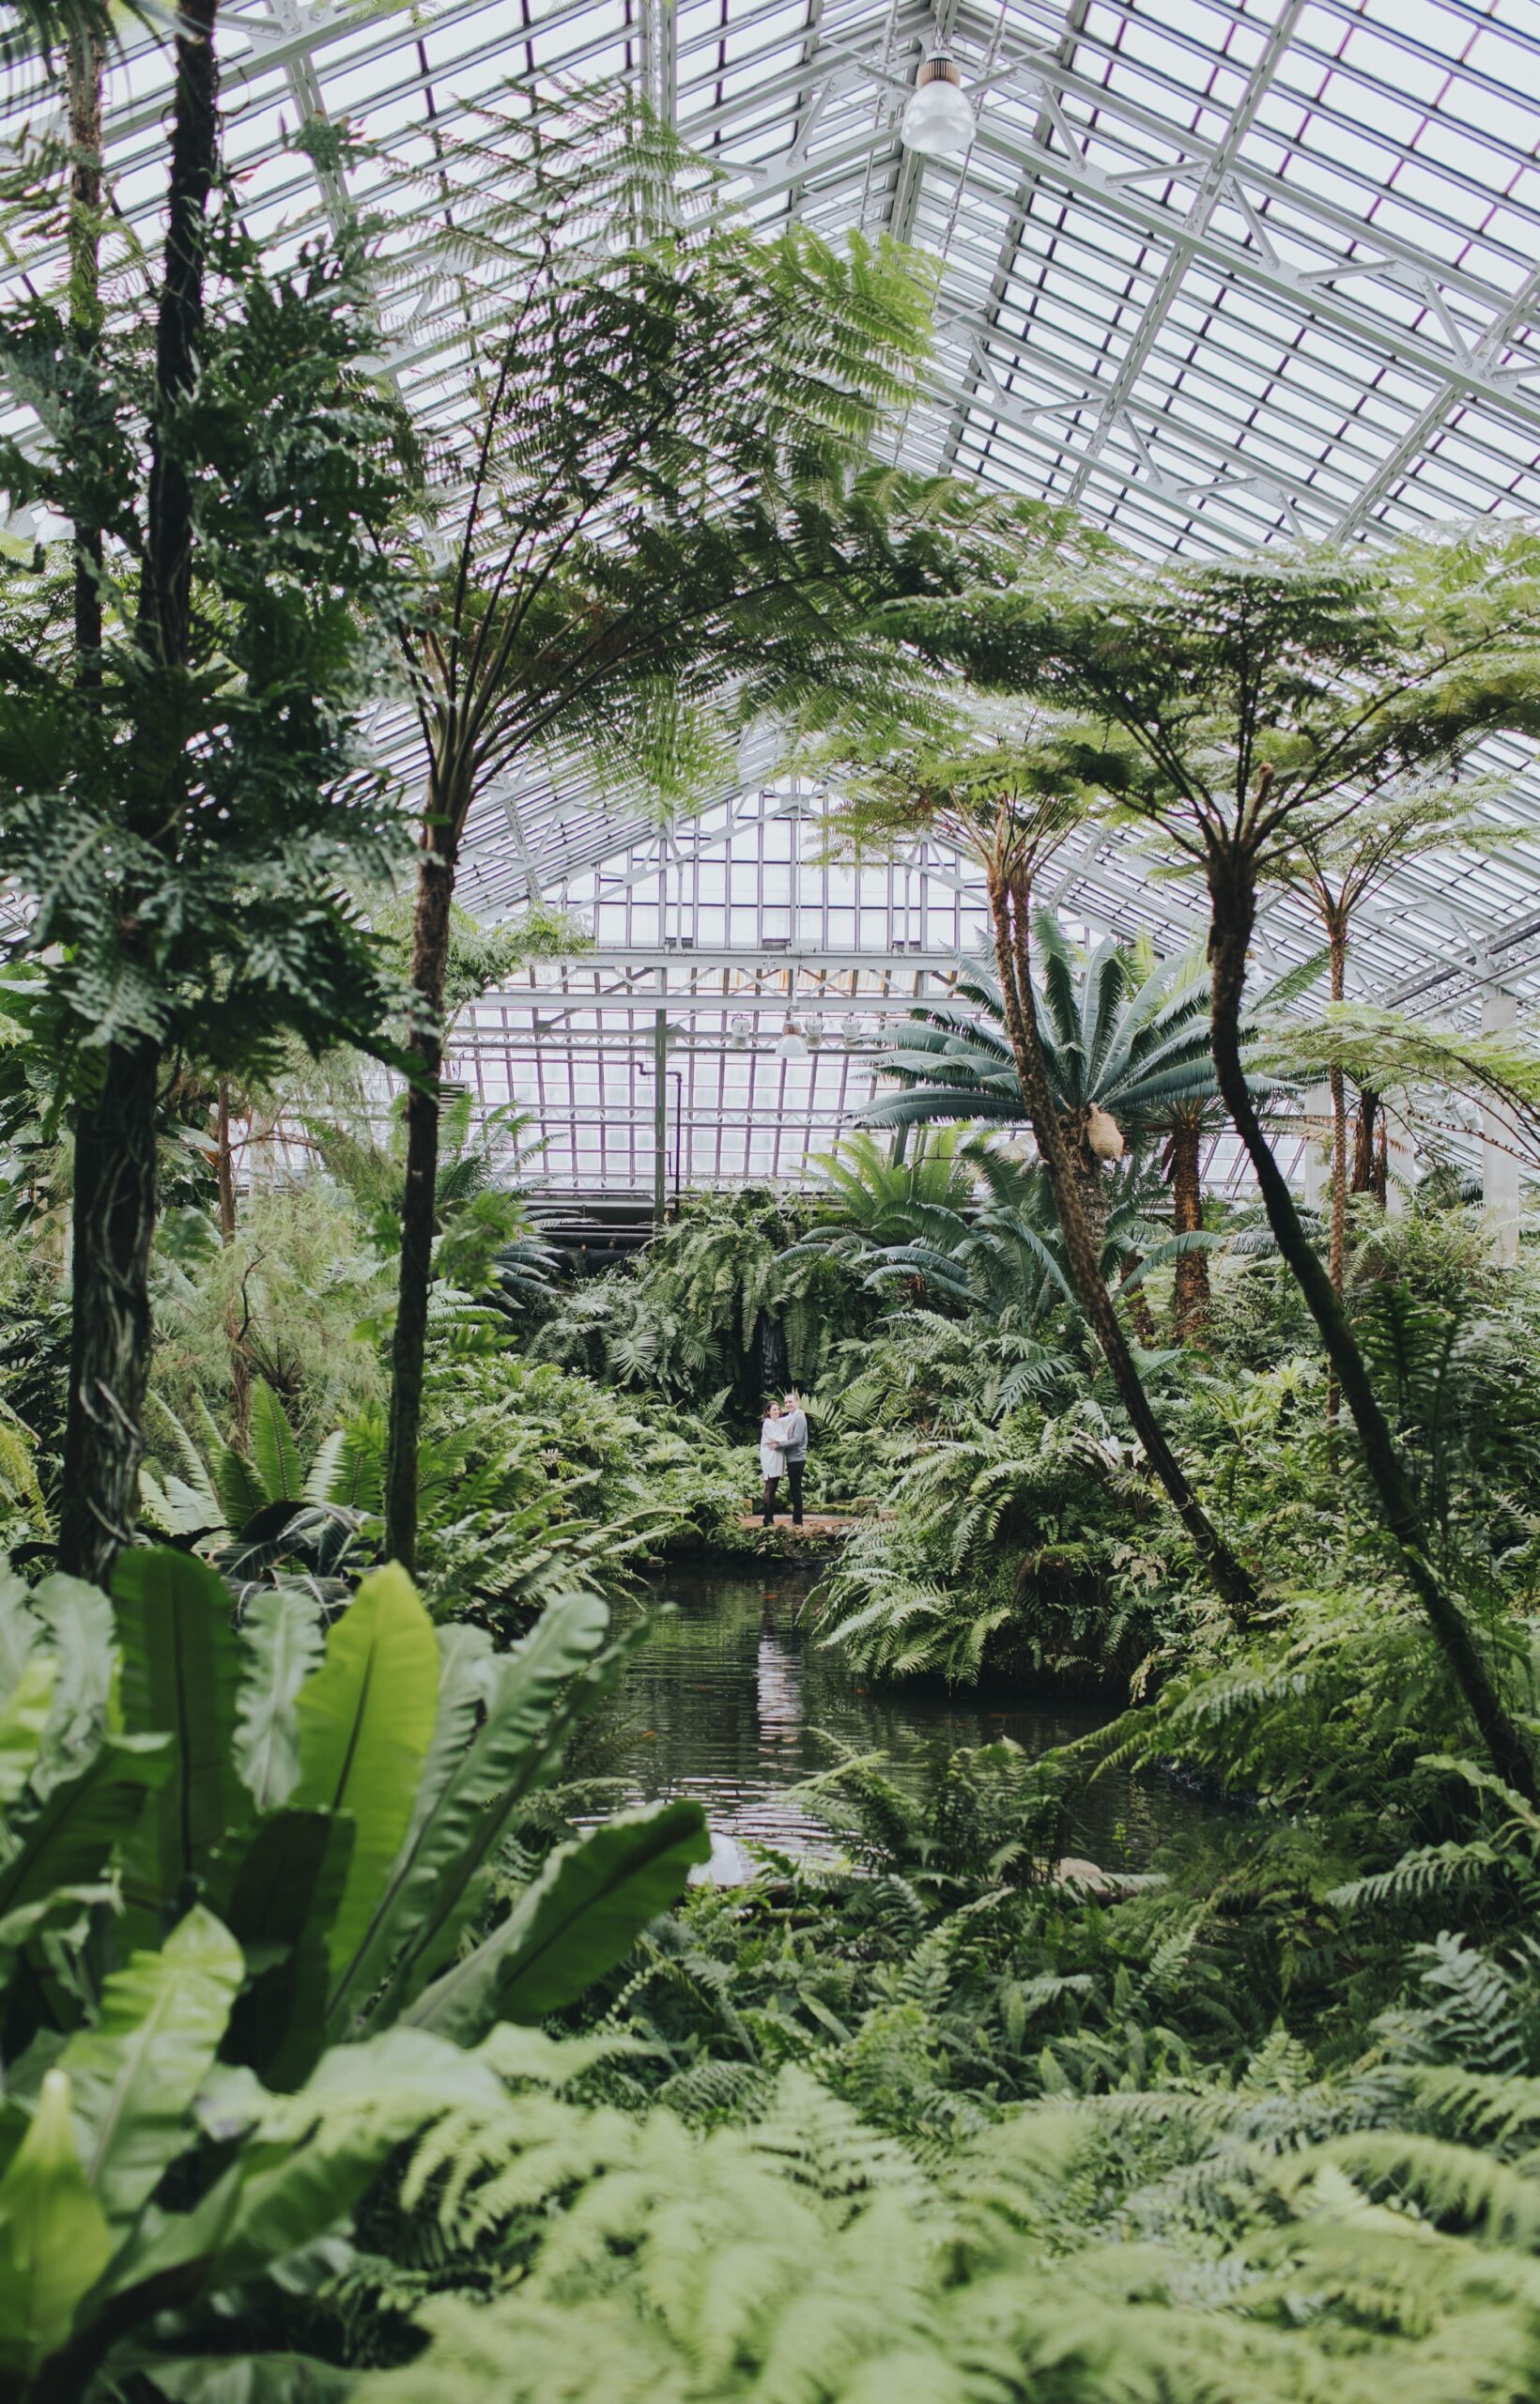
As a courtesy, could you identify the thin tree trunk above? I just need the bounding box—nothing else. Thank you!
[1351,1088,1380,1197]
[214,1080,251,1448]
[383,812,459,1573]
[1168,1114,1209,1342]
[66,29,103,688]
[1206,851,1537,1803]
[57,0,222,1585]
[1327,917,1348,1299]
[988,871,1255,1621]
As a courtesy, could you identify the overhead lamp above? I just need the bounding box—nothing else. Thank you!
[729,1013,752,1050]
[901,52,976,158]
[777,1018,809,1061]
[806,1015,824,1054]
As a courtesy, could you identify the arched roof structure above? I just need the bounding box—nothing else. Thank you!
[7,0,1540,1193]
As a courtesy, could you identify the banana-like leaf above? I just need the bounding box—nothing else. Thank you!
[292,1564,439,1987]
[251,1383,305,1507]
[235,1590,326,1811]
[0,1657,54,1811]
[214,1811,355,2090]
[329,1592,608,2037]
[55,1906,242,2233]
[116,1549,246,1930]
[406,1798,710,2047]
[0,1737,169,1918]
[0,2069,113,2377]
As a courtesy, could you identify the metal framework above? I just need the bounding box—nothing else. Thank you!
[6,0,1540,1190]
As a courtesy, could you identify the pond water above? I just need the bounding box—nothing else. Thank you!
[604,1564,1203,1875]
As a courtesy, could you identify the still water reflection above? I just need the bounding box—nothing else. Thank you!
[608,1565,1199,1871]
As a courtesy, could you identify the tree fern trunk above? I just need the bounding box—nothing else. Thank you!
[988,871,1255,1621]
[1168,1115,1209,1343]
[1207,852,1537,1803]
[384,811,458,1574]
[1328,919,1348,1298]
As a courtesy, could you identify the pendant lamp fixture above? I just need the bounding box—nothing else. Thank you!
[901,52,977,158]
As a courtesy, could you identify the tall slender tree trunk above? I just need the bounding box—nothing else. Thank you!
[1168,1112,1210,1342]
[57,0,222,1585]
[383,807,460,1573]
[213,1080,251,1448]
[1326,913,1349,1298]
[66,30,102,688]
[1206,848,1537,1803]
[988,870,1255,1621]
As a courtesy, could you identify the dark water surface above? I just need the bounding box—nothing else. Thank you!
[607,1564,1202,1873]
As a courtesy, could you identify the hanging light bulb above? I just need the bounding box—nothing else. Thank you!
[777,1019,809,1062]
[901,52,976,158]
[729,1013,752,1051]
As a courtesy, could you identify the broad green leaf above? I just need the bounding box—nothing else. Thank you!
[251,1383,305,1507]
[56,1906,242,2233]
[0,1737,168,1918]
[213,1811,355,2089]
[331,1592,607,2037]
[0,1572,38,1700]
[30,1575,116,1788]
[407,1799,710,2047]
[0,1886,115,1996]
[0,2069,113,2376]
[116,1549,245,1926]
[0,1657,54,1811]
[235,1590,326,1811]
[293,1564,439,1987]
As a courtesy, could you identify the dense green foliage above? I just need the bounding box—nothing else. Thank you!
[1,23,1540,2397]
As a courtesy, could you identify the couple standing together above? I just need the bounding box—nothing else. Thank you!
[759,1391,808,1527]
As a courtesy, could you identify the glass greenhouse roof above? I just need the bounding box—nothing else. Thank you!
[5,0,1540,1188]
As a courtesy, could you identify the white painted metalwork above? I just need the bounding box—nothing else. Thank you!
[5,0,1540,1190]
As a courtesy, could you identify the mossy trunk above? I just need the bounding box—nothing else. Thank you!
[988,870,1255,1622]
[1206,848,1537,1804]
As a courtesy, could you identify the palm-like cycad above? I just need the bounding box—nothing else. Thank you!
[866,915,1219,1248]
[803,1129,977,1248]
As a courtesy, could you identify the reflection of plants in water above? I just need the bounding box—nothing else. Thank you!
[601,1574,1201,1870]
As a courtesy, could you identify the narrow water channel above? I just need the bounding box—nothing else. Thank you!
[608,1564,1201,1872]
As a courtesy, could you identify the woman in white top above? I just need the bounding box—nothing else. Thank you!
[759,1400,790,1526]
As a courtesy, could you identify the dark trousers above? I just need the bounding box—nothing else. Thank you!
[762,1460,804,1526]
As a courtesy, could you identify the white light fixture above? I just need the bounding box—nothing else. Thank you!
[901,52,976,158]
[729,1013,752,1050]
[777,1018,809,1061]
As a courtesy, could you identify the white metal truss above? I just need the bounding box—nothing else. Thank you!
[4,0,1540,1189]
